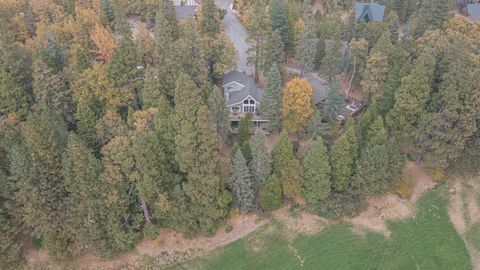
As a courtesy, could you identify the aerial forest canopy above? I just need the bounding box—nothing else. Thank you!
[0,0,479,268]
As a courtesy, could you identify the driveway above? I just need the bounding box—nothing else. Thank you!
[216,0,254,74]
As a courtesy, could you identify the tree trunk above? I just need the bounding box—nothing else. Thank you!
[346,56,356,99]
[140,197,151,224]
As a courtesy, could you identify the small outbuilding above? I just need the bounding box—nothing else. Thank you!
[355,2,386,22]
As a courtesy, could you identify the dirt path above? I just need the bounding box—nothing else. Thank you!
[448,177,480,269]
[348,161,436,237]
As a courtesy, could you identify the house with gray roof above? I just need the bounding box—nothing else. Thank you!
[467,3,480,21]
[355,2,386,22]
[222,70,266,123]
[175,6,198,21]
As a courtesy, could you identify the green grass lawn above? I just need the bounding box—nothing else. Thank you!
[166,189,471,270]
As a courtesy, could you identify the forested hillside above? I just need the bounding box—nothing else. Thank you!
[0,0,479,269]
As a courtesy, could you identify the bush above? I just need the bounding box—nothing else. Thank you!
[393,172,414,199]
[312,192,364,218]
[430,169,445,182]
[225,225,233,233]
[143,223,159,239]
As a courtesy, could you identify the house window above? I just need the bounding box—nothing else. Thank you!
[231,106,240,114]
[226,86,234,92]
[243,98,256,113]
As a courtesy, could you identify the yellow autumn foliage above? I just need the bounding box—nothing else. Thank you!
[282,77,314,134]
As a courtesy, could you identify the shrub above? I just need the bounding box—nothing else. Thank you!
[225,225,233,233]
[312,192,364,218]
[393,171,415,199]
[143,223,159,239]
[430,169,445,182]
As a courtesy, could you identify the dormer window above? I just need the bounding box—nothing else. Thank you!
[243,97,256,113]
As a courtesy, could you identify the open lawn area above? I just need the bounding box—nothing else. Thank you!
[166,189,471,270]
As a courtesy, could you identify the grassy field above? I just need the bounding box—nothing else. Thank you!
[166,189,471,270]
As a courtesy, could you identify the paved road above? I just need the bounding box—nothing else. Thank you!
[216,0,254,74]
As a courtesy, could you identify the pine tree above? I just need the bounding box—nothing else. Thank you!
[142,67,165,109]
[351,144,391,197]
[199,0,220,37]
[320,25,342,81]
[228,151,255,212]
[101,0,115,24]
[208,86,230,143]
[280,156,304,200]
[174,73,230,236]
[0,69,30,119]
[282,77,314,134]
[32,59,75,127]
[237,114,253,162]
[75,95,103,150]
[14,108,73,259]
[306,108,330,140]
[323,81,344,121]
[246,0,270,81]
[263,30,284,73]
[96,109,129,147]
[260,64,283,131]
[177,21,208,89]
[260,174,282,211]
[107,36,144,109]
[303,138,331,203]
[330,123,358,191]
[271,130,295,175]
[295,10,318,76]
[249,130,271,193]
[361,32,393,101]
[366,116,388,147]
[155,0,179,100]
[385,11,400,43]
[41,32,65,72]
[270,0,293,53]
[62,133,131,255]
[414,0,453,36]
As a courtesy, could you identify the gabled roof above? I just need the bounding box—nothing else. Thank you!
[222,70,263,106]
[175,6,198,21]
[355,2,385,22]
[467,4,480,22]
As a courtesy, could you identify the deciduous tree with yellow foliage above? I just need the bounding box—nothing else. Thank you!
[281,77,314,133]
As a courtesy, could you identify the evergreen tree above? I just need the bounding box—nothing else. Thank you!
[41,32,65,72]
[107,37,144,109]
[385,10,400,43]
[14,108,72,259]
[271,130,295,176]
[414,0,454,36]
[320,26,342,81]
[177,21,208,90]
[280,158,304,199]
[208,86,230,143]
[155,0,179,100]
[306,108,330,140]
[199,0,220,37]
[295,10,318,76]
[75,95,103,150]
[263,30,285,73]
[237,114,253,162]
[260,174,282,211]
[246,0,270,81]
[142,68,165,109]
[366,116,388,146]
[351,144,391,197]
[303,138,331,203]
[323,81,344,121]
[330,123,358,191]
[0,69,30,119]
[260,64,283,131]
[174,73,230,236]
[270,0,293,53]
[361,32,393,101]
[62,133,132,255]
[249,130,271,193]
[32,59,75,127]
[101,0,115,24]
[228,151,255,212]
